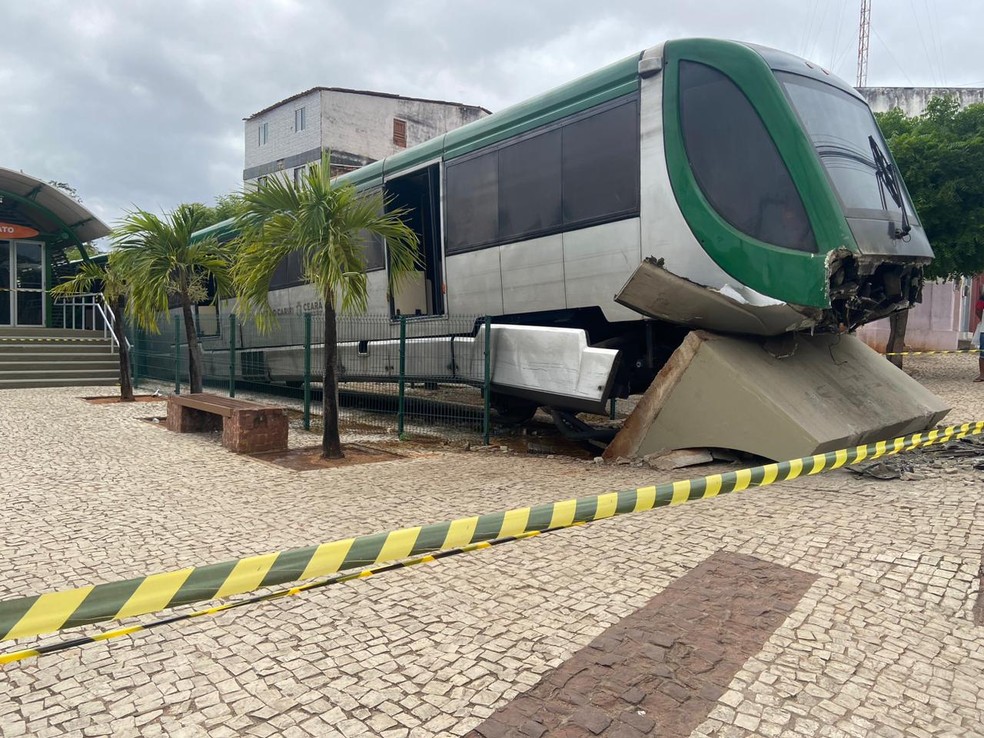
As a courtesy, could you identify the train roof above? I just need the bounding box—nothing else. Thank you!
[191,217,238,244]
[745,42,864,101]
[338,51,643,189]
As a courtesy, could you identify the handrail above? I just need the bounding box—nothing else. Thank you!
[95,298,133,352]
[51,293,132,352]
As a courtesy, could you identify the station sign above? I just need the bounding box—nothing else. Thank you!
[0,222,40,239]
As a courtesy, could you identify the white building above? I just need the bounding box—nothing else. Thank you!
[859,87,984,117]
[243,88,489,188]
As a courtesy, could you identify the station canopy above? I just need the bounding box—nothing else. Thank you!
[0,167,110,248]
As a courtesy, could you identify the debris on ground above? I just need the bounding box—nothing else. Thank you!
[918,435,984,459]
[846,459,915,480]
[644,448,715,471]
[845,434,984,481]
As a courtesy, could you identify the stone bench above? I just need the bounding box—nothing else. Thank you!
[165,392,288,454]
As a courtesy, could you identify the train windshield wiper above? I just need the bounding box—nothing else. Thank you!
[868,135,912,238]
[815,143,875,167]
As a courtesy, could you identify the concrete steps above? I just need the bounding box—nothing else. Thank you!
[0,329,119,389]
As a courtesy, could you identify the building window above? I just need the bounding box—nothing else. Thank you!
[257,122,269,146]
[393,118,407,148]
[294,166,305,186]
[257,176,268,187]
[295,107,306,132]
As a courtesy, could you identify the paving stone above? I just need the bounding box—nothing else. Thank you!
[1,373,984,736]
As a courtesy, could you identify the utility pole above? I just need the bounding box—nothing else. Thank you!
[857,0,872,87]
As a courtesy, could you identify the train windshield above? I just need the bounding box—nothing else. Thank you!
[777,72,918,224]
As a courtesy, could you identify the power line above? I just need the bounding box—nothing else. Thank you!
[810,1,830,61]
[908,0,940,85]
[829,0,850,69]
[801,0,823,59]
[922,0,947,85]
[872,28,915,86]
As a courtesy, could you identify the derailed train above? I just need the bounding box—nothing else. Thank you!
[194,37,932,418]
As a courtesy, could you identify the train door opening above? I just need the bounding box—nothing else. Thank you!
[385,164,444,317]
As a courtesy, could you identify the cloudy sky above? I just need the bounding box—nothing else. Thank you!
[0,1,974,230]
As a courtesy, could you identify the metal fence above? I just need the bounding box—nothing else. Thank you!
[131,312,493,443]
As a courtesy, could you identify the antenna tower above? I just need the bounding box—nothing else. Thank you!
[857,0,871,87]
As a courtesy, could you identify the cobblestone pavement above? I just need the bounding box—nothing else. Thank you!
[1,353,983,737]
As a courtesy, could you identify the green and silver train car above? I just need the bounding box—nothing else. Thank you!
[195,38,932,414]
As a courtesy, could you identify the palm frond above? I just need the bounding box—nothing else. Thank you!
[49,261,109,298]
[233,150,420,324]
[110,205,233,332]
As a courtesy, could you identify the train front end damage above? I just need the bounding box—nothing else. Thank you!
[822,250,926,333]
[607,39,948,462]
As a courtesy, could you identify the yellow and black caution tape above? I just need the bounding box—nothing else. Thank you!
[883,348,981,356]
[0,336,107,343]
[0,531,546,665]
[1,421,982,651]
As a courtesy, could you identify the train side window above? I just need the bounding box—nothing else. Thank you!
[498,128,562,241]
[445,151,498,253]
[362,230,386,271]
[269,256,290,290]
[354,190,387,271]
[679,61,816,253]
[562,100,640,226]
[285,252,304,287]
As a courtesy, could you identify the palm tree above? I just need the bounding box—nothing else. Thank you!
[50,256,135,401]
[234,153,419,459]
[112,204,233,394]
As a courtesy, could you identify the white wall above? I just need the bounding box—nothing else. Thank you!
[244,90,322,172]
[859,87,984,116]
[322,91,487,163]
[243,89,488,185]
[856,281,963,351]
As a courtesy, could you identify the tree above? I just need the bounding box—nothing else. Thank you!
[183,193,244,229]
[875,97,984,364]
[233,153,419,459]
[50,256,135,402]
[208,193,244,224]
[112,204,233,394]
[63,241,100,263]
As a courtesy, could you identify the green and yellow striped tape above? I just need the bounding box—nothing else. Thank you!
[0,531,545,665]
[0,336,108,342]
[1,421,981,645]
[883,348,981,356]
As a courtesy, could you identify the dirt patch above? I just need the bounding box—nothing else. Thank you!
[250,444,406,471]
[84,395,166,405]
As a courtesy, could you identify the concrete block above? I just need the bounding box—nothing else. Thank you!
[604,330,951,462]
